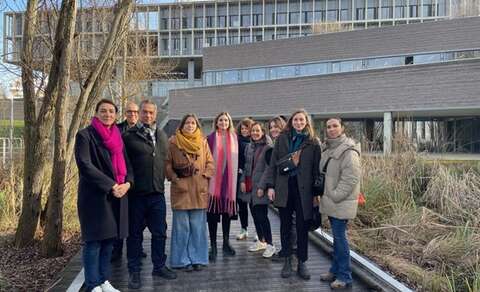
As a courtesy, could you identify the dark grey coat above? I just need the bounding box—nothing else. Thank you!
[75,126,133,242]
[123,125,168,195]
[265,131,321,221]
[239,136,272,206]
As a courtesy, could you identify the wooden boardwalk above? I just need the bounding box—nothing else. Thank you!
[109,183,372,291]
[53,183,374,291]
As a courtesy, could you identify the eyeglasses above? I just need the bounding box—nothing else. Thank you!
[126,110,139,114]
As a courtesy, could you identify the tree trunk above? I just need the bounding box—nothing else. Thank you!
[15,0,42,248]
[66,0,134,165]
[41,0,77,257]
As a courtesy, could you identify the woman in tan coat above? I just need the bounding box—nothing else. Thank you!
[319,117,361,289]
[165,114,215,271]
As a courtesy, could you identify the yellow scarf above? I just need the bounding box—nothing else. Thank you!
[176,128,203,155]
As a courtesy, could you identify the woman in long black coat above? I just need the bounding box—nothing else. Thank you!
[266,109,321,281]
[75,99,133,292]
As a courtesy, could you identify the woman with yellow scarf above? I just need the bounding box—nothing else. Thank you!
[165,113,215,271]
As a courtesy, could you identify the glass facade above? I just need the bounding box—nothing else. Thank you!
[203,49,480,86]
[3,0,455,62]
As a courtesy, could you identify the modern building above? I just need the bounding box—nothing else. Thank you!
[169,16,480,154]
[3,0,474,101]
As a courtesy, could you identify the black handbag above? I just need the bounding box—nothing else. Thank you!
[276,153,297,175]
[309,206,322,231]
[313,157,332,196]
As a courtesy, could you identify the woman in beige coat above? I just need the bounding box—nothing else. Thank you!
[165,113,215,271]
[319,117,361,289]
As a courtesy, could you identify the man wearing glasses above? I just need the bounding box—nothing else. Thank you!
[118,101,140,134]
[111,100,147,262]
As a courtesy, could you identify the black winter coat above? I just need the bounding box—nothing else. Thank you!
[265,131,321,221]
[123,125,168,195]
[75,126,133,242]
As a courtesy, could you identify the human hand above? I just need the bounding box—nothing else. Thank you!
[240,182,246,193]
[113,182,130,198]
[267,188,275,201]
[292,151,301,166]
[313,196,320,207]
[257,189,264,198]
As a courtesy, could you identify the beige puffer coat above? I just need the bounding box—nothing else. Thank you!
[319,134,361,220]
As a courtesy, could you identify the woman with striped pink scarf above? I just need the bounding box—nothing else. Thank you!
[206,112,239,262]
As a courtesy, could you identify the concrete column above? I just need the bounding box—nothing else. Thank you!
[384,112,392,155]
[188,59,195,86]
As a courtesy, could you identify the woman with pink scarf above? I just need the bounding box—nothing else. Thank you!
[74,99,133,292]
[207,112,239,262]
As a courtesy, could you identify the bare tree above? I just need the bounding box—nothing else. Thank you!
[15,0,135,254]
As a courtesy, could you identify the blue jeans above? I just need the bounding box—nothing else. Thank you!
[82,238,114,291]
[127,193,167,273]
[329,217,352,284]
[170,209,208,267]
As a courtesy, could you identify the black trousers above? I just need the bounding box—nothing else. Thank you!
[127,193,167,273]
[207,213,232,245]
[238,200,249,230]
[250,204,272,244]
[279,176,309,262]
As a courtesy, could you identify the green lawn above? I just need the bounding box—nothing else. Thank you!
[0,120,24,138]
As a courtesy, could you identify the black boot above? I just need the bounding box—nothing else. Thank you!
[209,244,217,262]
[128,272,141,289]
[297,261,311,280]
[222,241,236,256]
[281,256,293,278]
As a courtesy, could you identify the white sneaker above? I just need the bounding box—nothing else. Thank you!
[262,244,276,258]
[91,287,102,292]
[101,280,121,292]
[236,228,248,240]
[248,241,267,252]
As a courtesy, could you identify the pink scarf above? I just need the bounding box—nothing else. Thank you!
[207,130,238,216]
[91,117,127,184]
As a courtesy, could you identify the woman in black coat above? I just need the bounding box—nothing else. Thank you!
[266,109,321,281]
[75,99,133,292]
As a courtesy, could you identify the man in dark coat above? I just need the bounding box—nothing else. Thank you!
[123,99,177,289]
[111,100,143,262]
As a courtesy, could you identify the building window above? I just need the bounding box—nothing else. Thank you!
[289,12,300,23]
[205,72,214,86]
[276,13,288,25]
[217,36,227,46]
[204,16,213,28]
[230,15,240,27]
[270,66,296,79]
[218,15,227,27]
[299,63,329,76]
[252,14,263,26]
[148,11,158,30]
[366,56,404,68]
[195,17,203,28]
[413,53,441,64]
[241,15,251,27]
[405,56,414,64]
[222,70,239,84]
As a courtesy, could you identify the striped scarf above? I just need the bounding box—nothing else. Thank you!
[207,130,238,216]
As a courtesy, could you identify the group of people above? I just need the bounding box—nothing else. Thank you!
[75,99,362,292]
